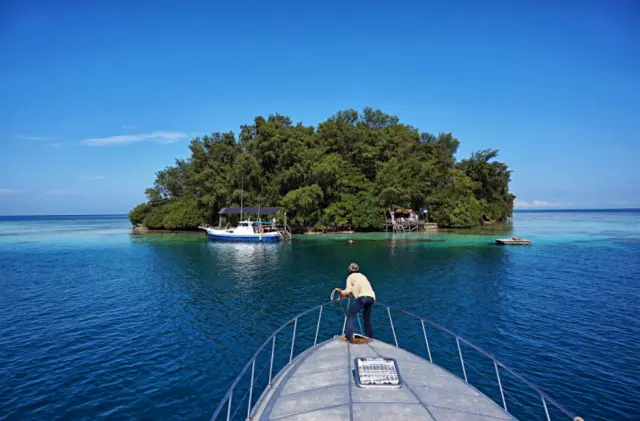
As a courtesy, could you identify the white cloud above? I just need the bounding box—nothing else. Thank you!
[81,131,188,146]
[514,199,567,209]
[121,125,137,130]
[44,189,77,196]
[0,188,23,194]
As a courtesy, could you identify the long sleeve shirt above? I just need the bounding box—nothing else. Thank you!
[343,273,376,300]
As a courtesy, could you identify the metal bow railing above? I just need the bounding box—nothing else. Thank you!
[210,300,582,421]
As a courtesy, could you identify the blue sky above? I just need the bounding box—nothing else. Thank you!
[1,0,638,215]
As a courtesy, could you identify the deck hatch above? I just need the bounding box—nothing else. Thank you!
[354,357,401,388]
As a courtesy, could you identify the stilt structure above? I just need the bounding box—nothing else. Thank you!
[385,209,424,232]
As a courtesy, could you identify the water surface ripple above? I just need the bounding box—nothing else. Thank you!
[0,212,638,420]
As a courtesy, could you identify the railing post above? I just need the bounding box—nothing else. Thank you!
[289,318,297,363]
[268,335,276,386]
[420,320,433,363]
[341,299,349,336]
[387,307,398,347]
[494,360,507,412]
[456,337,468,383]
[314,306,323,346]
[246,360,255,420]
[226,388,233,421]
[542,395,551,421]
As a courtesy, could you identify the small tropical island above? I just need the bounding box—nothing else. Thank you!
[129,108,515,232]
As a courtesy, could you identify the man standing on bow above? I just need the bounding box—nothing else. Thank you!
[336,263,376,341]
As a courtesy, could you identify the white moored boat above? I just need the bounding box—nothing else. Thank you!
[204,220,281,242]
[201,207,291,242]
[210,300,582,421]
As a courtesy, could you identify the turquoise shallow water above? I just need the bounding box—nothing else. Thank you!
[0,211,639,420]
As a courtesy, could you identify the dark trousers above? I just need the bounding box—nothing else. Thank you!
[346,297,375,340]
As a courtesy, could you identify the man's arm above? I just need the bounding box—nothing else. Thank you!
[340,275,353,298]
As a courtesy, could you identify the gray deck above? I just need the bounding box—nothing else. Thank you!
[252,338,517,421]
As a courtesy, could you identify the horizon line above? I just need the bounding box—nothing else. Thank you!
[513,208,640,212]
[0,213,128,217]
[1,208,640,217]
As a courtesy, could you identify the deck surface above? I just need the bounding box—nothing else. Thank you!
[252,338,517,421]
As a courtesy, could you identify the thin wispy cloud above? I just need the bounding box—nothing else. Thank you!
[43,189,77,196]
[0,188,23,195]
[49,143,62,148]
[15,134,59,141]
[514,200,568,209]
[121,124,137,130]
[81,131,188,146]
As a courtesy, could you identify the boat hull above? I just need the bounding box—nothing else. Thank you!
[207,233,280,242]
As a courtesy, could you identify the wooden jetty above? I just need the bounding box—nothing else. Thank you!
[496,237,532,245]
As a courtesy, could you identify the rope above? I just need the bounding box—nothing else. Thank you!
[330,289,348,320]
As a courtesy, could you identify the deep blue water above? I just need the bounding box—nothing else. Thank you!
[0,212,639,420]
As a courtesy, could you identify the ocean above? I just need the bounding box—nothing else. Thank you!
[0,211,638,420]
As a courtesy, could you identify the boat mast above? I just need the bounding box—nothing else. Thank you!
[240,173,244,221]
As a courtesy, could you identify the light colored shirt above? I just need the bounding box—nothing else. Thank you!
[343,273,376,300]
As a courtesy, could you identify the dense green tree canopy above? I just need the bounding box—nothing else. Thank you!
[129,108,514,230]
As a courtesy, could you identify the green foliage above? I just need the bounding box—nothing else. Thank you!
[318,192,383,231]
[129,203,151,225]
[161,198,204,229]
[142,205,171,229]
[351,192,385,231]
[429,170,483,228]
[130,108,514,230]
[144,188,162,202]
[431,195,482,228]
[282,184,324,225]
[456,149,515,221]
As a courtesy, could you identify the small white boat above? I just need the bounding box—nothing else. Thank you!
[496,237,532,245]
[203,220,281,242]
